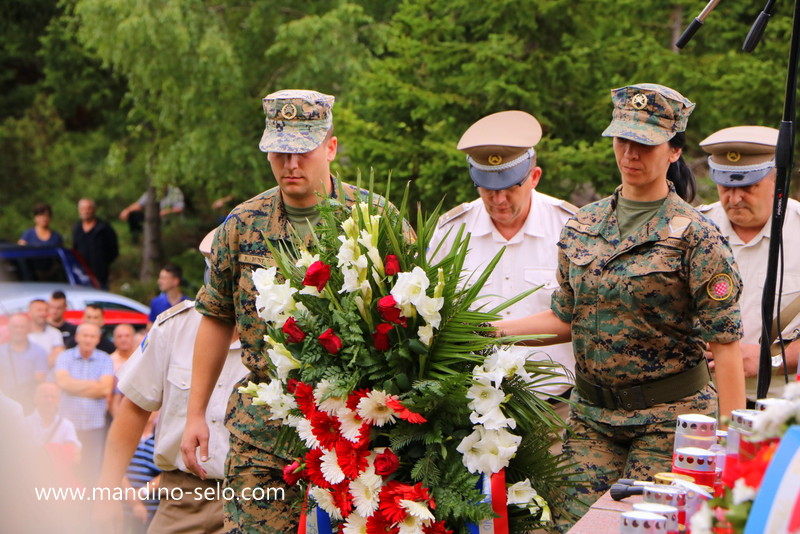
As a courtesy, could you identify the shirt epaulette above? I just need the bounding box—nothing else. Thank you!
[437,203,472,228]
[156,300,195,326]
[558,200,579,215]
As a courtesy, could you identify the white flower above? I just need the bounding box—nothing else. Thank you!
[467,382,506,415]
[341,217,359,240]
[783,382,800,401]
[485,347,532,384]
[299,285,321,296]
[309,486,344,521]
[337,407,366,443]
[357,390,396,427]
[349,471,383,517]
[320,448,346,485]
[470,405,516,430]
[416,295,443,329]
[341,265,361,293]
[732,478,757,505]
[397,515,430,534]
[400,499,435,521]
[391,266,430,307]
[457,426,521,474]
[248,380,296,421]
[341,512,368,534]
[314,379,346,414]
[689,502,713,534]
[456,428,485,474]
[265,336,300,381]
[253,267,297,326]
[417,324,434,347]
[296,418,320,449]
[507,479,538,506]
[295,250,320,268]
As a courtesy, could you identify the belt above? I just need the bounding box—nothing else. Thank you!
[574,360,711,411]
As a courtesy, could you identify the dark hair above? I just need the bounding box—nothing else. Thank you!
[33,203,52,216]
[51,291,67,301]
[86,303,104,314]
[162,264,183,280]
[667,132,696,203]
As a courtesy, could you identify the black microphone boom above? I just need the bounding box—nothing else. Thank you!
[676,0,723,49]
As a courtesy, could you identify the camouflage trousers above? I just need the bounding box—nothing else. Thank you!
[224,434,301,534]
[555,412,678,532]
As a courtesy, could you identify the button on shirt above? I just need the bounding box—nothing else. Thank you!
[55,348,113,430]
[429,190,576,395]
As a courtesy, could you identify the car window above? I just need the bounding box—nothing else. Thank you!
[0,255,70,283]
[86,301,142,313]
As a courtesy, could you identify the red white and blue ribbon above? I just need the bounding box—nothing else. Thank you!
[298,489,333,534]
[467,470,509,534]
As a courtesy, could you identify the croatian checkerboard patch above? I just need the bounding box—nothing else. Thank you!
[707,273,734,301]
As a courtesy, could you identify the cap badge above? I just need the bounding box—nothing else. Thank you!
[280,103,297,120]
[707,273,734,301]
[726,151,741,163]
[487,154,503,166]
[631,93,648,110]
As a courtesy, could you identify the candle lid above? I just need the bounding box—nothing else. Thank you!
[674,446,717,472]
[620,511,667,533]
[676,413,717,436]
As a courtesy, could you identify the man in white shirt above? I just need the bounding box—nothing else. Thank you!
[698,125,800,403]
[28,298,64,368]
[428,111,577,439]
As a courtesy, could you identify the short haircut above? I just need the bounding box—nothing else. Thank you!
[162,264,183,280]
[33,203,52,216]
[29,298,47,307]
[51,291,67,301]
[85,303,104,315]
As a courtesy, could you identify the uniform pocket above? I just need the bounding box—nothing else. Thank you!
[166,365,191,417]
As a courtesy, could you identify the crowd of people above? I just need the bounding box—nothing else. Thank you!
[2,83,800,533]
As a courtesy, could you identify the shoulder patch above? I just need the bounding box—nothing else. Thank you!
[668,216,692,238]
[565,219,592,233]
[707,273,735,301]
[558,200,579,215]
[156,300,195,326]
[437,203,472,228]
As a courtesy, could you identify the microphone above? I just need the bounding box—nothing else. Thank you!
[743,0,777,52]
[610,483,645,501]
[676,0,723,49]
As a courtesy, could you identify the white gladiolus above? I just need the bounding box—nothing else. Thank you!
[295,250,320,268]
[253,267,297,326]
[416,295,443,329]
[485,347,532,384]
[265,336,300,381]
[417,324,434,347]
[391,267,430,307]
[466,382,506,415]
[506,479,538,506]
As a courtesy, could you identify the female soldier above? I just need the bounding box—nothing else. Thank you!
[496,83,746,525]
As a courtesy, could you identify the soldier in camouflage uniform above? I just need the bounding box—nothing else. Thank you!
[181,89,392,533]
[496,84,746,529]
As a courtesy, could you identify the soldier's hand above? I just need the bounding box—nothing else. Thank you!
[739,342,761,378]
[704,344,714,371]
[181,417,210,479]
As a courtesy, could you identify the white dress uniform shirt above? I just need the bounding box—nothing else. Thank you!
[429,190,576,395]
[700,199,800,399]
[117,300,247,479]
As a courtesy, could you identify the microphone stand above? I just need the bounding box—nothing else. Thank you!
[755,0,800,399]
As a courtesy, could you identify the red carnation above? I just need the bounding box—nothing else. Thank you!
[377,295,407,326]
[319,328,343,354]
[385,396,428,424]
[303,260,331,291]
[373,449,400,477]
[384,255,401,276]
[282,460,305,485]
[282,317,306,344]
[372,323,394,351]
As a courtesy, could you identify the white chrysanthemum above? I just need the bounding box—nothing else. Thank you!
[265,336,300,381]
[309,486,344,521]
[341,512,368,534]
[417,324,434,347]
[295,250,320,268]
[466,382,506,415]
[296,417,320,449]
[349,471,382,517]
[337,407,365,443]
[507,479,538,506]
[485,347,532,384]
[320,448,346,485]
[470,405,516,430]
[314,379,347,414]
[732,478,758,505]
[416,295,443,329]
[357,390,396,427]
[391,266,430,307]
[688,502,713,534]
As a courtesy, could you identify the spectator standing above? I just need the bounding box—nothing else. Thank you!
[119,186,185,240]
[54,322,114,485]
[28,298,65,368]
[49,290,77,349]
[0,313,48,412]
[81,304,117,354]
[108,324,137,416]
[146,265,189,330]
[72,198,119,290]
[18,202,64,247]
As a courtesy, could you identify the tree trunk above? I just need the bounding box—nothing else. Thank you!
[139,183,162,281]
[671,5,682,52]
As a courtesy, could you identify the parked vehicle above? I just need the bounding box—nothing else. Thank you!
[0,244,98,287]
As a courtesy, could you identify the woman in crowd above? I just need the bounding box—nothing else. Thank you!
[18,202,64,247]
[496,83,746,527]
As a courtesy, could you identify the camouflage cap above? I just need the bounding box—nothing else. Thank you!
[601,83,695,146]
[700,125,778,187]
[457,110,542,190]
[258,89,334,154]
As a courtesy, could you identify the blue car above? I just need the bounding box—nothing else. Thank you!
[0,244,98,287]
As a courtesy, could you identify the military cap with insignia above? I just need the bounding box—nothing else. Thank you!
[457,110,542,191]
[602,83,695,146]
[700,125,778,187]
[259,89,334,154]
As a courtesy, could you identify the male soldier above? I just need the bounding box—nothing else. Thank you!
[95,231,247,534]
[698,126,800,403]
[181,89,394,532]
[429,111,576,437]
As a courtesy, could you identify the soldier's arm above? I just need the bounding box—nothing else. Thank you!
[181,315,233,479]
[493,309,572,345]
[710,340,746,427]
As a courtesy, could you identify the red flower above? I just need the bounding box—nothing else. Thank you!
[319,328,343,354]
[294,381,317,417]
[374,449,400,477]
[385,396,427,424]
[366,513,399,534]
[336,438,370,479]
[303,261,331,291]
[384,255,401,276]
[423,522,452,534]
[346,389,370,412]
[286,378,299,394]
[379,481,434,524]
[282,460,305,485]
[282,317,306,343]
[331,480,354,518]
[304,448,330,489]
[310,410,342,450]
[377,295,407,326]
[373,323,394,351]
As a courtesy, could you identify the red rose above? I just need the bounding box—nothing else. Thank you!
[374,449,400,477]
[303,261,331,291]
[282,460,305,485]
[318,328,343,354]
[373,323,394,351]
[377,295,407,326]
[282,317,306,343]
[384,255,401,276]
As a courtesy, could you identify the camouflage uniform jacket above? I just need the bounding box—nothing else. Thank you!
[551,183,743,426]
[195,178,390,452]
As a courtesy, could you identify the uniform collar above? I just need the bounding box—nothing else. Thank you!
[474,191,542,239]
